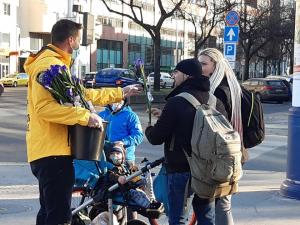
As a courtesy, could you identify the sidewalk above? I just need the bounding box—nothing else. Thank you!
[1,164,300,224]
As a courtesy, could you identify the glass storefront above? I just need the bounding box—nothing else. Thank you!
[128,35,183,75]
[96,39,123,70]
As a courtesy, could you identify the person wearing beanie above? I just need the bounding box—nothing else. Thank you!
[145,58,228,225]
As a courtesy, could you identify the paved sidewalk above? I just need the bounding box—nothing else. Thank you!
[1,164,300,224]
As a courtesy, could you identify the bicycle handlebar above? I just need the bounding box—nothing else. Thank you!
[108,157,164,192]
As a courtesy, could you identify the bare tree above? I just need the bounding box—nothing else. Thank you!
[179,0,235,57]
[239,2,276,81]
[244,1,295,78]
[100,0,184,91]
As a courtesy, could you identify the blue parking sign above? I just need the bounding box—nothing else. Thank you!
[224,43,236,61]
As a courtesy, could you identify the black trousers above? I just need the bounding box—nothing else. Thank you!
[30,156,74,225]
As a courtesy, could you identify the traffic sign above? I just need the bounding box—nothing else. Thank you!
[225,11,240,26]
[224,43,236,61]
[224,26,239,42]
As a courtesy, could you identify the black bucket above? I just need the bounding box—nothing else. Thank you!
[69,121,108,160]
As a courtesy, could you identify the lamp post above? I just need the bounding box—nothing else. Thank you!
[280,0,300,200]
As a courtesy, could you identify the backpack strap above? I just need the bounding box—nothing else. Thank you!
[208,93,217,109]
[176,92,201,109]
[176,92,217,109]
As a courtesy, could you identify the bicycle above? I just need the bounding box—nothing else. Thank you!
[71,157,165,225]
[71,156,197,225]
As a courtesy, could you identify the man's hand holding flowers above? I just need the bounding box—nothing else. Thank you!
[122,84,143,98]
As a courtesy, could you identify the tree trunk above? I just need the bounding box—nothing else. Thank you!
[277,59,281,75]
[153,35,161,91]
[289,52,294,75]
[263,58,268,77]
[243,54,250,81]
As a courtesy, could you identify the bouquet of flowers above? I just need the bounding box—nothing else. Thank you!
[135,58,153,125]
[37,64,95,112]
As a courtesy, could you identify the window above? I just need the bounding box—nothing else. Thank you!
[3,3,10,15]
[97,39,123,70]
[128,43,141,52]
[0,33,10,47]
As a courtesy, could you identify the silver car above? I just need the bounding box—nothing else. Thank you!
[147,72,174,88]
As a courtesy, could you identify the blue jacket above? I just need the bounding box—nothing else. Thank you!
[99,105,143,162]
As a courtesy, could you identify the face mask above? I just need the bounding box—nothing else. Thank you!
[110,153,122,165]
[111,103,118,111]
[71,48,80,60]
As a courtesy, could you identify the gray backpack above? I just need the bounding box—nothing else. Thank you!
[177,92,243,198]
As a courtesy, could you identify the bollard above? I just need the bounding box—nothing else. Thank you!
[280,107,300,199]
[280,0,300,200]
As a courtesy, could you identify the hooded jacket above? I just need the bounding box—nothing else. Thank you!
[145,76,227,173]
[99,105,143,162]
[24,44,123,162]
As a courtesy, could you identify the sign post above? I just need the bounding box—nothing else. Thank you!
[223,10,240,69]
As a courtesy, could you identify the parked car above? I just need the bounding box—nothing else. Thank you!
[266,75,293,100]
[0,73,29,87]
[82,72,96,88]
[94,68,142,88]
[0,81,4,96]
[242,78,289,103]
[147,72,174,88]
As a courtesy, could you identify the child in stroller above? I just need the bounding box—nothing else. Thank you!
[104,141,161,210]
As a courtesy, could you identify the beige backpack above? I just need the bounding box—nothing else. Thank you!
[177,92,242,198]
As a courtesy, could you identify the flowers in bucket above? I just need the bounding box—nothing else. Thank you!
[135,58,153,125]
[37,64,95,112]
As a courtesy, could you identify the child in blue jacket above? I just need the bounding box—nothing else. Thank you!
[98,99,143,166]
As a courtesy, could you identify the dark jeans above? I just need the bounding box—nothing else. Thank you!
[193,194,215,225]
[167,172,194,225]
[30,156,75,225]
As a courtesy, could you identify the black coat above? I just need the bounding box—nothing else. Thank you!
[145,76,227,173]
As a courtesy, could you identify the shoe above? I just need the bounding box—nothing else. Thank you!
[145,202,164,219]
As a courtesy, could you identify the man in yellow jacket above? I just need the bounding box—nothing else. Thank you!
[24,19,141,225]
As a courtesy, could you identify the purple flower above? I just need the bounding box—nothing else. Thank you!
[66,88,73,98]
[71,76,80,85]
[61,65,67,71]
[134,58,144,70]
[50,65,60,77]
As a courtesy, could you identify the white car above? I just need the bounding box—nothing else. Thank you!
[147,72,174,88]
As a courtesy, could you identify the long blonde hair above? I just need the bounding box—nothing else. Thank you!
[198,48,243,139]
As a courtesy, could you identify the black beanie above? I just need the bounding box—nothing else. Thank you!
[175,58,202,77]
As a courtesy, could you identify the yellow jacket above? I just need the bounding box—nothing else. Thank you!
[24,44,123,162]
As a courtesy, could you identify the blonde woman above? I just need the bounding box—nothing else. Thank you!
[198,48,244,225]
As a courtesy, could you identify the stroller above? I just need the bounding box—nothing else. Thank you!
[71,150,164,225]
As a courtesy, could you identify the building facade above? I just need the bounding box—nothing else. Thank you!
[6,0,210,78]
[0,0,19,78]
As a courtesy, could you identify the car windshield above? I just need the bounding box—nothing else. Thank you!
[6,74,16,78]
[85,74,95,79]
[98,69,122,77]
[267,80,284,87]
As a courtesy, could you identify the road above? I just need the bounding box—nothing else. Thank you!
[0,87,295,224]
